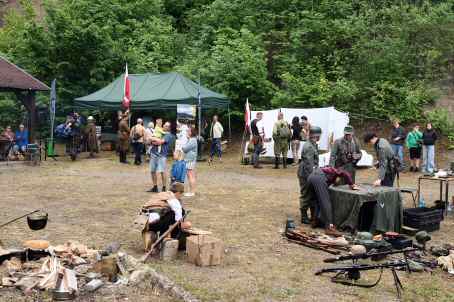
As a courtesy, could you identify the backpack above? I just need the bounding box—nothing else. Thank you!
[275,123,291,140]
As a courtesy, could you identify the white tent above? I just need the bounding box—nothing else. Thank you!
[245,106,374,167]
[248,107,348,155]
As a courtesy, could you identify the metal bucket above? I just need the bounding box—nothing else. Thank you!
[27,212,48,230]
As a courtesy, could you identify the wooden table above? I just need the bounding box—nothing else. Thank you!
[417,175,454,215]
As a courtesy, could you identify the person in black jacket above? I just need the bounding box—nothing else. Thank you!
[390,119,406,169]
[422,122,437,173]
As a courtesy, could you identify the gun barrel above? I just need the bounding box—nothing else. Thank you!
[323,248,418,263]
[316,261,408,276]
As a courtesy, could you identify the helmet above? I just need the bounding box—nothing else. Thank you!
[310,126,322,136]
[87,116,94,121]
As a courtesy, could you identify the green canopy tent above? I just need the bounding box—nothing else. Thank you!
[74,72,229,110]
[75,72,231,140]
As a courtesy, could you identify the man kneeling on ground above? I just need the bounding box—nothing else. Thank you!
[141,182,190,251]
[308,166,359,237]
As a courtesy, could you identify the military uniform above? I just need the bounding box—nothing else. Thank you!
[118,116,130,163]
[375,138,397,186]
[297,140,319,222]
[272,120,291,168]
[329,136,362,182]
[84,121,98,157]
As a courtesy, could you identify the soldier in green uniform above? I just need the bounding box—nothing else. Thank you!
[363,132,398,187]
[272,112,291,169]
[329,125,362,182]
[297,126,321,224]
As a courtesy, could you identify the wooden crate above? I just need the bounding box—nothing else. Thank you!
[186,235,223,267]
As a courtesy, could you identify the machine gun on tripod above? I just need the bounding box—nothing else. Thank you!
[316,248,420,298]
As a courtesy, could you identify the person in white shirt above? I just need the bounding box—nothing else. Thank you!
[175,120,189,152]
[209,115,224,164]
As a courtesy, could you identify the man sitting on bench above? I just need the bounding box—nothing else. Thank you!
[308,166,359,237]
[140,182,190,251]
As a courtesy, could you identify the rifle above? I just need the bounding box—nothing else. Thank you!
[316,261,408,298]
[323,248,418,263]
[141,210,190,262]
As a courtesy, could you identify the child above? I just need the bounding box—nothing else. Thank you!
[170,150,187,184]
[153,118,165,153]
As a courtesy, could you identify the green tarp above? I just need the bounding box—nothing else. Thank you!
[74,72,229,110]
[329,184,403,233]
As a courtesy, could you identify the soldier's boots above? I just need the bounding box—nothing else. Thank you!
[282,157,287,168]
[274,157,279,169]
[300,208,311,224]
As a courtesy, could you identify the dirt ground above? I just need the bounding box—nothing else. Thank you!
[1,145,454,302]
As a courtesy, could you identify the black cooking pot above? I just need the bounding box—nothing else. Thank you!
[27,212,48,230]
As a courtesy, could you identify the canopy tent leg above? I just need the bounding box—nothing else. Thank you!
[228,105,232,141]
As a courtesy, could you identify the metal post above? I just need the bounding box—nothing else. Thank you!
[228,105,232,141]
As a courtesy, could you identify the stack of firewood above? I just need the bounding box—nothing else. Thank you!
[285,228,350,255]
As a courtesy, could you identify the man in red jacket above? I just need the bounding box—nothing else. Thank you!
[307,166,359,237]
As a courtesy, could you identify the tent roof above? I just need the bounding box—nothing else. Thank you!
[74,72,229,110]
[0,56,50,91]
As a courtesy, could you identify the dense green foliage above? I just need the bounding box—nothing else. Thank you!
[1,0,454,129]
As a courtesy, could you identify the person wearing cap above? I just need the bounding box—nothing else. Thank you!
[297,125,321,224]
[272,112,291,169]
[363,132,397,187]
[117,110,130,164]
[84,116,98,158]
[141,182,188,251]
[130,118,146,165]
[329,125,362,182]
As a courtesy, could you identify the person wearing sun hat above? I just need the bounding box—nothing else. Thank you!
[329,125,362,182]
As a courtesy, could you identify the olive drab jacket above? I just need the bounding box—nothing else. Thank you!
[118,118,130,152]
[84,122,98,153]
[297,140,319,180]
[374,138,396,180]
[329,137,362,168]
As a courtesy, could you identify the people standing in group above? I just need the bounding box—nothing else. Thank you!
[209,115,224,164]
[406,124,423,172]
[272,112,291,169]
[182,126,198,197]
[130,118,145,165]
[13,124,29,155]
[363,132,398,187]
[390,119,406,169]
[290,116,302,166]
[148,122,173,193]
[422,122,437,174]
[117,110,130,164]
[329,125,362,182]
[250,112,265,169]
[297,126,322,224]
[84,116,98,158]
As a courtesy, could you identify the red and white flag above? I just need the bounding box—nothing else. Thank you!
[245,98,251,132]
[122,64,131,109]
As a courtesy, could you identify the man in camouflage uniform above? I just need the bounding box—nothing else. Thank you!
[272,112,291,169]
[363,132,397,187]
[297,126,322,224]
[329,125,362,182]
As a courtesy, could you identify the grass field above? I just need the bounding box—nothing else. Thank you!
[1,146,454,302]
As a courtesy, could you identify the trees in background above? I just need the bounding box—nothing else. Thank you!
[1,0,454,129]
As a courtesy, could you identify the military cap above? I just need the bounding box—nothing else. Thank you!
[344,125,354,134]
[310,125,322,136]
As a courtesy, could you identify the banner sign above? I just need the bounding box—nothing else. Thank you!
[177,104,196,120]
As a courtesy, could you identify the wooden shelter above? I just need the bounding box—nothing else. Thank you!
[0,56,50,140]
